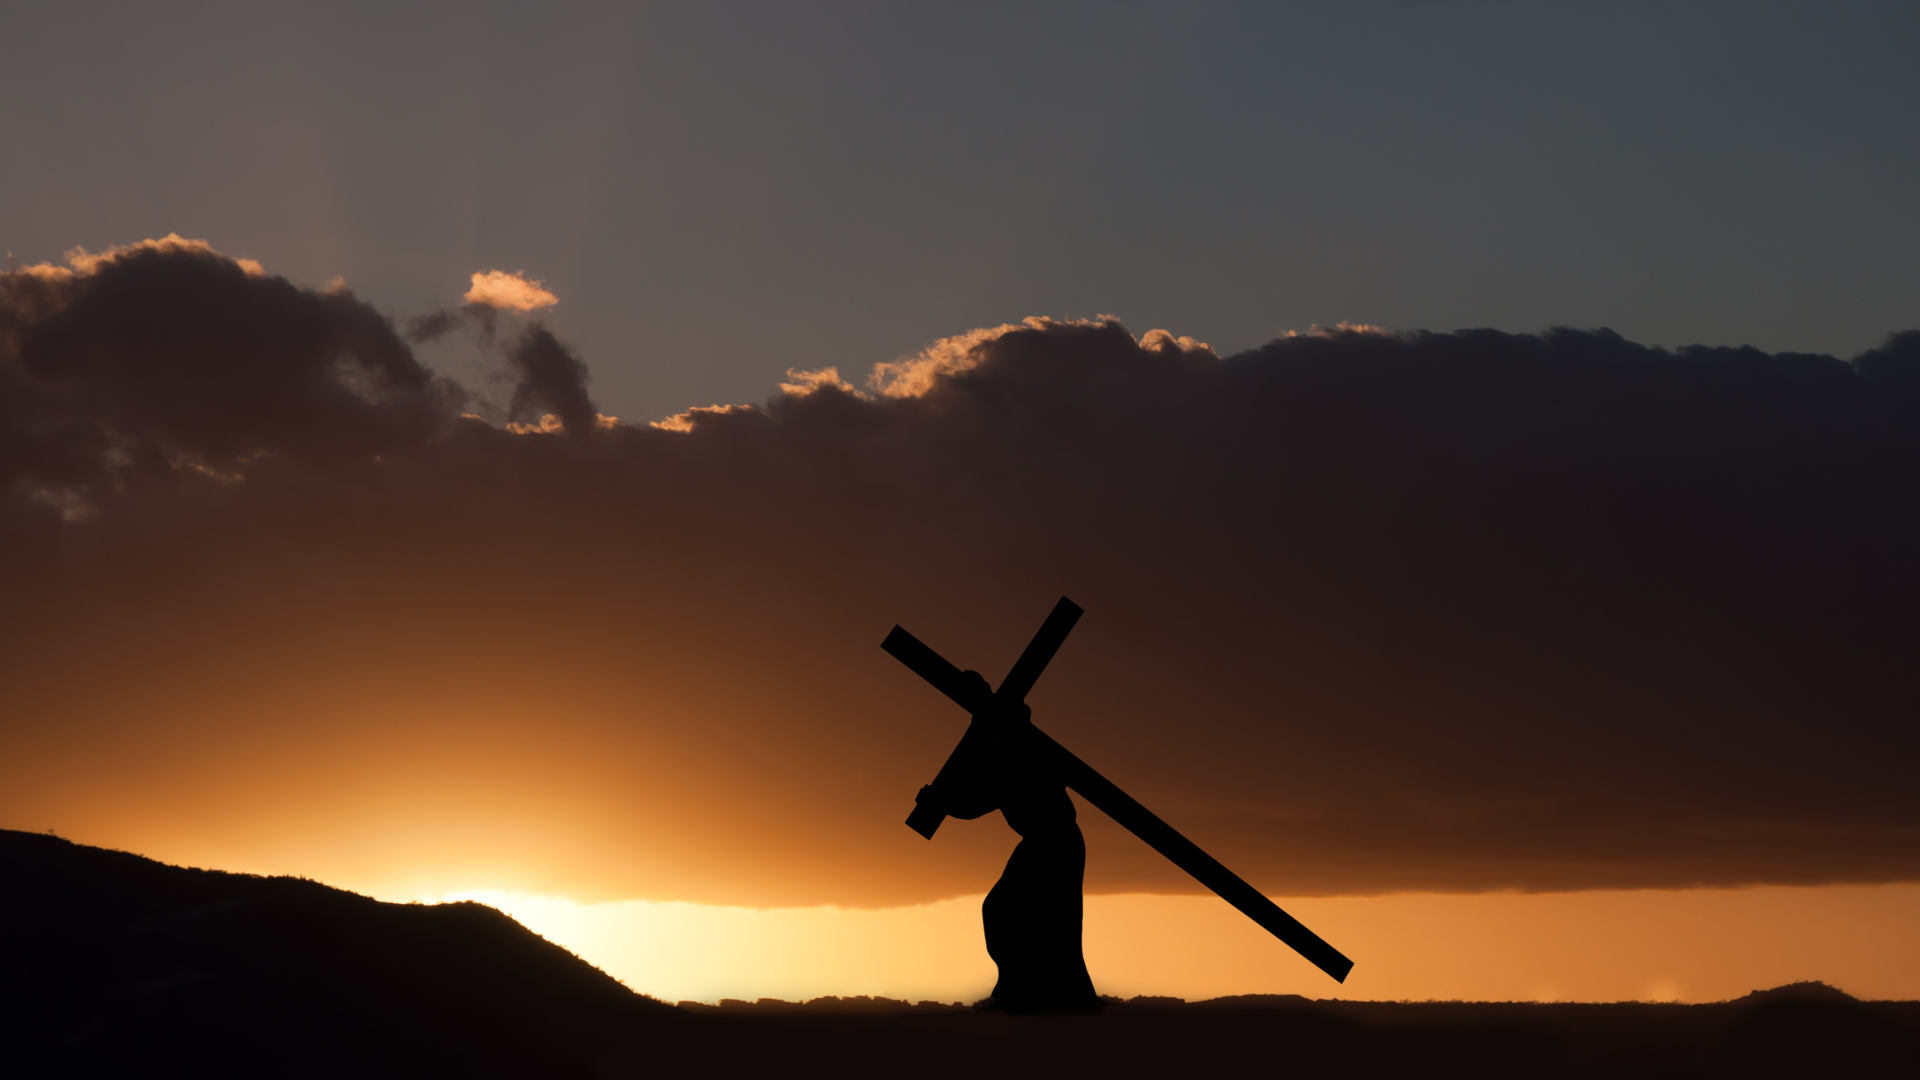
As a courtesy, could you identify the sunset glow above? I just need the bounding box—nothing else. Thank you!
[5,9,1917,1055]
[432,886,1920,1005]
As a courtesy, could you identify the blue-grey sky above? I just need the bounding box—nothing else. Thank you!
[4,1,1916,422]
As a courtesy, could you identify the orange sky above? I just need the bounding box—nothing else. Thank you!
[4,240,1918,1001]
[437,885,1920,1005]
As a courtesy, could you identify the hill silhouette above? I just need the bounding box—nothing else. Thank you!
[1,829,682,1076]
[4,830,1915,1078]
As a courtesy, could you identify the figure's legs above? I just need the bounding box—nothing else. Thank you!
[981,826,1097,1012]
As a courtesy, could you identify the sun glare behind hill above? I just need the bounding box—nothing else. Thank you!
[430,885,1920,1006]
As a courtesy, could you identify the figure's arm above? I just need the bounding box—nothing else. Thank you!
[924,783,997,820]
[918,723,1002,820]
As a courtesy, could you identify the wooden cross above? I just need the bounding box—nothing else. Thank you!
[883,596,1354,983]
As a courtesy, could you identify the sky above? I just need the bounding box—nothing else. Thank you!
[5,2,1917,424]
[3,2,1918,1002]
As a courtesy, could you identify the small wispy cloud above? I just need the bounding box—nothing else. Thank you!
[779,367,863,398]
[464,269,558,311]
[648,403,758,432]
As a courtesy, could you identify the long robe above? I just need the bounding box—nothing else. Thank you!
[936,722,1099,1013]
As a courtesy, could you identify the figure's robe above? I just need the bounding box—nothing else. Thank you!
[937,724,1099,1013]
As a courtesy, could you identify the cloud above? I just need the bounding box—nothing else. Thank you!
[779,367,863,398]
[504,324,598,433]
[0,237,451,519]
[648,402,758,432]
[31,233,269,279]
[464,269,558,311]
[3,238,1919,907]
[867,317,1070,398]
[404,290,603,435]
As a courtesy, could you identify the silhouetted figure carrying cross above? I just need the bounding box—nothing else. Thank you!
[883,598,1355,1015]
[922,672,1097,1012]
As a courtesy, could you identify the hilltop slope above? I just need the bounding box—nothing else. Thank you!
[0,830,678,1076]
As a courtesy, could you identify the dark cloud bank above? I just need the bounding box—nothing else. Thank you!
[3,242,1918,905]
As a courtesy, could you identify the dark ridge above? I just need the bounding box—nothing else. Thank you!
[1731,980,1856,1005]
[647,992,1919,1079]
[0,829,681,1077]
[4,830,1915,1078]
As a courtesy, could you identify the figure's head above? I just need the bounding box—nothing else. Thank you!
[960,669,993,702]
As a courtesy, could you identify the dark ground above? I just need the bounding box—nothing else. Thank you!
[4,829,1914,1078]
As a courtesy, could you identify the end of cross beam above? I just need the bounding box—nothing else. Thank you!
[905,803,945,839]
